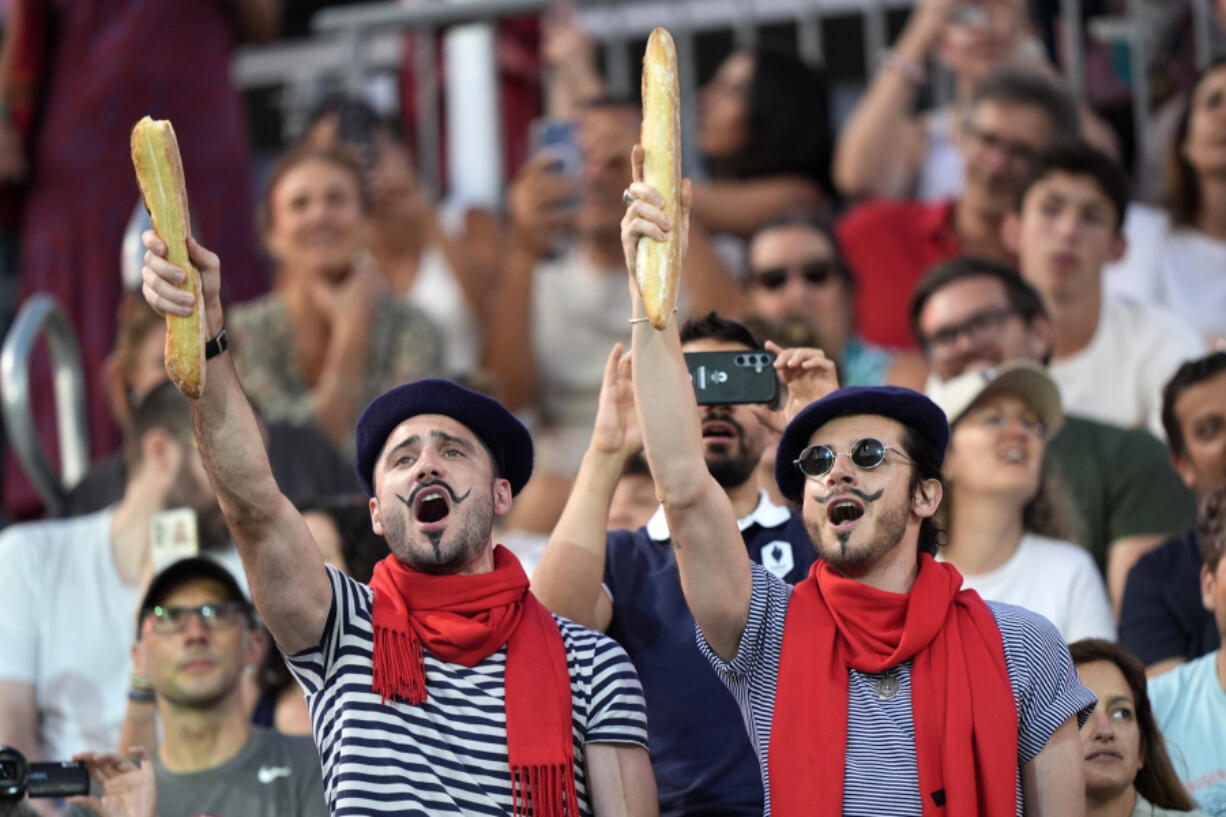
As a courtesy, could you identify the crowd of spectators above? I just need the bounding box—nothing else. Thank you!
[1,0,1226,815]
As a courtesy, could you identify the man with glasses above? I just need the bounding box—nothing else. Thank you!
[909,255,1195,613]
[69,557,329,817]
[836,66,1079,348]
[622,167,1094,815]
[744,213,926,388]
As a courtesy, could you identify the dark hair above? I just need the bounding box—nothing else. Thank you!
[1197,486,1226,572]
[710,49,832,192]
[261,146,370,233]
[909,256,1047,349]
[900,426,944,557]
[107,294,165,426]
[620,452,651,480]
[965,67,1080,146]
[299,495,391,584]
[747,211,853,288]
[123,381,193,472]
[1161,351,1226,458]
[1015,141,1130,231]
[1068,639,1199,812]
[680,311,765,350]
[1166,60,1226,228]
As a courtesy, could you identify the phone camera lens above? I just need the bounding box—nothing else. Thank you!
[736,356,745,365]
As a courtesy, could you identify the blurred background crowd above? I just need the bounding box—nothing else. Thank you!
[1,0,1226,815]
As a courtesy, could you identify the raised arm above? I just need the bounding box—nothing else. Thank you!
[532,345,637,630]
[140,234,330,655]
[622,148,751,661]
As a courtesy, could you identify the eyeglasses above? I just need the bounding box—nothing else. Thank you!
[923,307,1017,354]
[964,407,1047,438]
[963,123,1042,167]
[750,260,842,291]
[793,437,915,478]
[147,602,248,635]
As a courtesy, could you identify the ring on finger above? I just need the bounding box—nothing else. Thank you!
[622,187,634,206]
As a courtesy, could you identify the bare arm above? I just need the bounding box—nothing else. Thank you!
[542,3,606,120]
[1021,718,1085,817]
[831,0,953,199]
[140,234,330,655]
[584,743,658,817]
[690,177,823,237]
[623,152,752,661]
[226,0,281,43]
[531,345,636,630]
[681,218,748,317]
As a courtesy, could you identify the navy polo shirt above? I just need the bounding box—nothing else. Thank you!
[1119,528,1219,666]
[603,492,815,817]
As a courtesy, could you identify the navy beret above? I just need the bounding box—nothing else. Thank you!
[353,379,533,497]
[774,386,949,503]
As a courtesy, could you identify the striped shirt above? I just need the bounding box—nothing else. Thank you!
[699,563,1097,816]
[285,566,649,816]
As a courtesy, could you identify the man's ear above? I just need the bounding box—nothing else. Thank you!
[1024,316,1054,363]
[141,428,180,479]
[912,478,943,519]
[492,478,514,518]
[242,627,268,669]
[1001,212,1022,254]
[369,496,384,537]
[1109,233,1127,264]
[1202,562,1218,612]
[1172,453,1198,491]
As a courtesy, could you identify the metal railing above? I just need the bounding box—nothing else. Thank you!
[0,295,90,517]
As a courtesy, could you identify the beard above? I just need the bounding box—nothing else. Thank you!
[804,488,910,577]
[381,482,495,575]
[702,413,762,490]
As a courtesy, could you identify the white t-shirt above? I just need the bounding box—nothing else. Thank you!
[0,509,138,760]
[1048,295,1205,439]
[403,246,480,378]
[940,532,1116,643]
[1105,203,1226,345]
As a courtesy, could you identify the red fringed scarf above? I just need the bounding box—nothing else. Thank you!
[770,554,1018,816]
[369,545,578,817]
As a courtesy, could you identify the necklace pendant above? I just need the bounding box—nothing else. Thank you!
[875,672,900,700]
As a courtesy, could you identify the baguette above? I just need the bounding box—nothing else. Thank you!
[635,27,682,330]
[130,116,206,398]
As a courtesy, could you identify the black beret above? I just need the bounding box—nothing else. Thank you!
[353,378,533,497]
[774,385,949,503]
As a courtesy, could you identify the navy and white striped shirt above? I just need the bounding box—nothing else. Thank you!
[699,563,1097,816]
[286,566,649,816]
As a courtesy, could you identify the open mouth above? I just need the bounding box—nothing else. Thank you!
[998,447,1028,465]
[414,487,451,525]
[701,420,738,444]
[827,497,865,527]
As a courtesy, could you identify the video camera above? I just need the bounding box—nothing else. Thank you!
[0,746,89,800]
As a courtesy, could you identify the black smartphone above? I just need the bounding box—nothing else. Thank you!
[684,350,777,406]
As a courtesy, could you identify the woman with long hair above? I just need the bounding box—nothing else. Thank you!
[1070,639,1207,817]
[933,362,1115,642]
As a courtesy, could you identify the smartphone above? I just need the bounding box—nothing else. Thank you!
[150,507,199,573]
[530,118,582,181]
[684,350,778,406]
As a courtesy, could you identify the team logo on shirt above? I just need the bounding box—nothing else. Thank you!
[257,766,292,784]
[760,540,794,578]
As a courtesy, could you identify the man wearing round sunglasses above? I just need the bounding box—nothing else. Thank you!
[106,557,327,817]
[622,173,1094,815]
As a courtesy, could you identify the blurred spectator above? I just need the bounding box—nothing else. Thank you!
[533,316,832,817]
[838,67,1078,349]
[0,383,240,772]
[229,147,442,456]
[911,257,1195,612]
[744,213,928,388]
[1004,143,1205,438]
[67,558,327,817]
[1106,61,1226,347]
[0,0,276,518]
[1147,487,1226,815]
[65,295,358,516]
[605,453,656,533]
[931,362,1115,642]
[1121,353,1226,674]
[834,0,1117,202]
[299,95,489,377]
[487,99,741,532]
[1070,639,1207,817]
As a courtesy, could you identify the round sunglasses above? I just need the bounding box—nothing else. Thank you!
[793,437,915,478]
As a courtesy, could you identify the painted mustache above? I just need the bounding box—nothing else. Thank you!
[396,480,472,511]
[813,487,884,504]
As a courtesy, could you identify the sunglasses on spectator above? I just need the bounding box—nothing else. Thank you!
[750,259,843,291]
[147,602,248,635]
[793,437,915,478]
[923,307,1017,353]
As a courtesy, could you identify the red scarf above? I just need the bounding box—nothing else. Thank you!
[770,554,1017,816]
[369,545,578,817]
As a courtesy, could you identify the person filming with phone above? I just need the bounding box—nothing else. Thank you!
[533,314,835,817]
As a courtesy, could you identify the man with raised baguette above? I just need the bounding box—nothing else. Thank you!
[139,229,656,814]
[621,133,1097,813]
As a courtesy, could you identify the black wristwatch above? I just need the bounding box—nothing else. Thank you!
[204,327,229,360]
